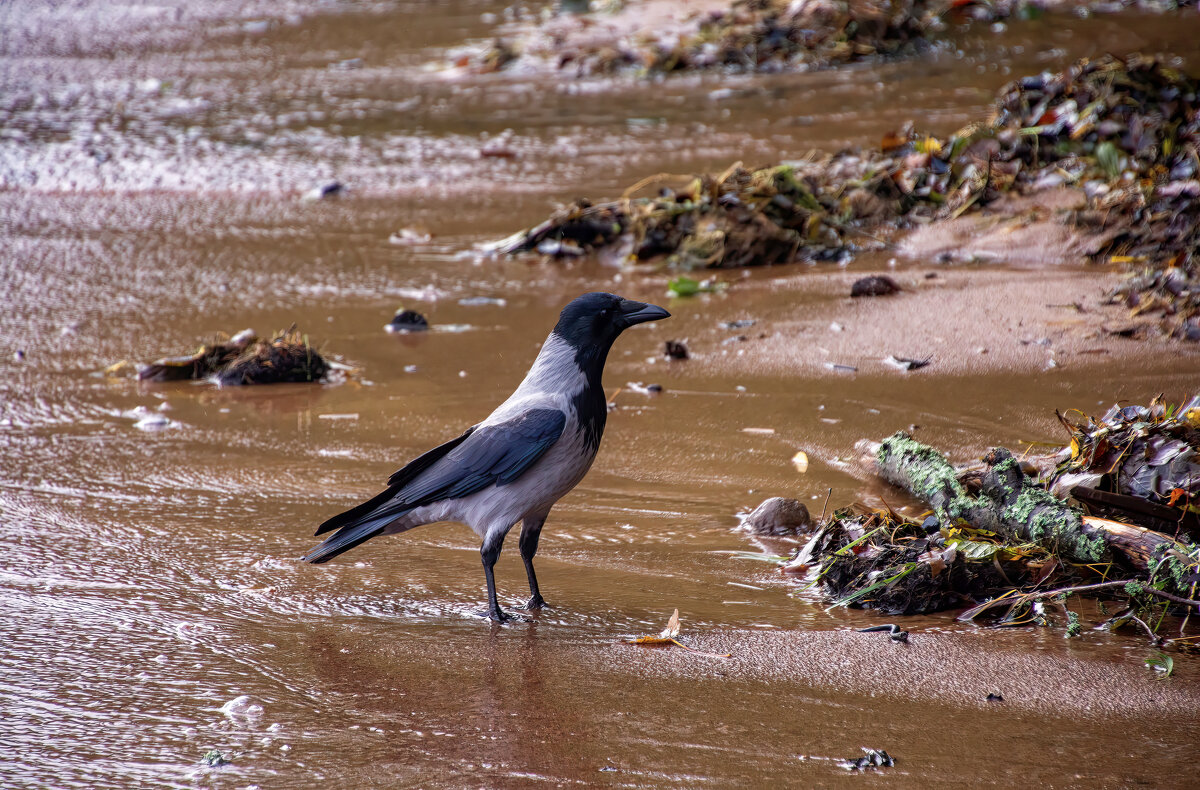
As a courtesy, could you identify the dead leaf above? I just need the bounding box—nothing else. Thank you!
[626,608,731,658]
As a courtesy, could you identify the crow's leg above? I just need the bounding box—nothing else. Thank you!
[480,529,510,623]
[518,515,547,610]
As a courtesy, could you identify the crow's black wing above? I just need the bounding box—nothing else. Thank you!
[312,408,566,537]
[385,407,567,509]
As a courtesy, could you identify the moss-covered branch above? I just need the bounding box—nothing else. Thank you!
[872,434,1197,591]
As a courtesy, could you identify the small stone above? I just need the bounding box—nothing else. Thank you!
[664,340,689,360]
[302,181,343,201]
[385,309,429,333]
[741,497,812,537]
[850,275,901,297]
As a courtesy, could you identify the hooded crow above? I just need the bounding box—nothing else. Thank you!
[303,292,670,621]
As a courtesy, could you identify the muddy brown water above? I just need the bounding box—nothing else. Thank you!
[4,2,1200,788]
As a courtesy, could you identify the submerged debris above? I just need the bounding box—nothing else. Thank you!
[201,750,231,768]
[137,327,330,385]
[843,748,896,771]
[664,339,690,360]
[137,329,257,382]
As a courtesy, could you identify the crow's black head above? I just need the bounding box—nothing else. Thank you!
[552,293,670,359]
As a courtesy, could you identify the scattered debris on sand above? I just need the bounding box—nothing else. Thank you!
[134,327,331,385]
[492,54,1200,339]
[751,396,1200,648]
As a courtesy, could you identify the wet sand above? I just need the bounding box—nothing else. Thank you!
[672,257,1200,380]
[3,2,1199,788]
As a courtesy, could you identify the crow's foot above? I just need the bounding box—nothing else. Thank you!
[521,594,548,611]
[475,607,512,623]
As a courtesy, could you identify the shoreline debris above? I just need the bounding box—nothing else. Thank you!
[476,0,1190,78]
[751,397,1200,647]
[851,275,902,298]
[491,54,1200,338]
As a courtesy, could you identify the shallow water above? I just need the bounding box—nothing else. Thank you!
[3,2,1200,787]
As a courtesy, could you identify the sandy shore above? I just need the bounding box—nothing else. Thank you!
[679,261,1200,377]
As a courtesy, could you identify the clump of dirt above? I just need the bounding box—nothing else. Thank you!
[137,327,330,385]
[493,54,1200,334]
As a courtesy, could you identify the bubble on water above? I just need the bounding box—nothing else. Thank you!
[220,694,264,721]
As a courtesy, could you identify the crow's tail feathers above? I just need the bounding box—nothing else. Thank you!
[302,518,389,564]
[304,521,384,561]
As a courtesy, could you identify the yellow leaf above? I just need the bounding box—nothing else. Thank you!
[792,451,809,474]
[915,135,942,154]
[627,636,675,646]
[626,608,731,659]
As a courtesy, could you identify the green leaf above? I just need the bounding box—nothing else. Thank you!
[1146,652,1174,678]
[945,537,999,561]
[1096,141,1122,179]
[667,276,703,297]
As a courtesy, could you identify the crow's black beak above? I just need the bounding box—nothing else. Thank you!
[618,299,671,327]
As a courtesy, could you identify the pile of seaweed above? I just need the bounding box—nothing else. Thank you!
[480,0,1192,77]
[487,161,892,266]
[136,327,330,386]
[780,401,1200,646]
[643,0,936,73]
[492,54,1200,333]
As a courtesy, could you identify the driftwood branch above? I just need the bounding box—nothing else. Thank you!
[859,433,1197,594]
[997,578,1200,610]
